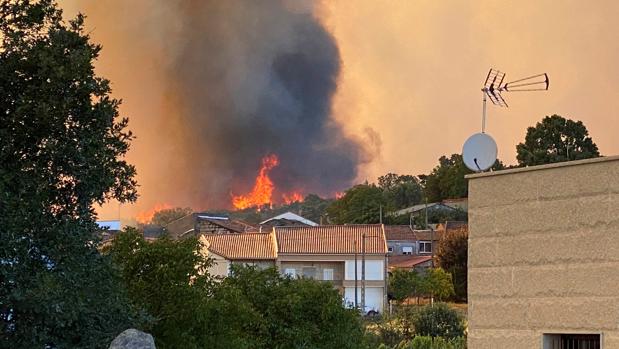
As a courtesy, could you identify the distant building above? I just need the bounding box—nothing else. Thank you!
[165,213,256,238]
[384,225,439,270]
[96,219,122,241]
[259,211,318,228]
[200,232,277,277]
[275,224,387,314]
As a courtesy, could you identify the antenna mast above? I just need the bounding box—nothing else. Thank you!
[480,68,549,132]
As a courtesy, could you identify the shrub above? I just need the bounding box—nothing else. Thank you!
[390,336,466,349]
[412,303,464,339]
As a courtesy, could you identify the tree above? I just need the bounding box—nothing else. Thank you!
[412,303,464,339]
[378,173,423,211]
[516,114,600,166]
[0,1,139,347]
[388,269,422,303]
[151,207,192,226]
[436,228,468,301]
[421,268,455,301]
[326,184,385,224]
[420,154,504,202]
[106,228,215,349]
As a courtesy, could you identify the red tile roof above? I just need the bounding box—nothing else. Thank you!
[384,225,416,241]
[201,232,276,260]
[389,255,433,269]
[274,225,387,255]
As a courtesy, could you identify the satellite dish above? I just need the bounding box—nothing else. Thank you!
[462,133,497,172]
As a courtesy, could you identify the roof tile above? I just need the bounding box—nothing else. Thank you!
[275,224,386,255]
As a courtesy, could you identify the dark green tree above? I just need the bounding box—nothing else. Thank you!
[0,1,139,347]
[436,227,468,301]
[106,228,216,349]
[516,114,600,166]
[420,154,504,202]
[299,194,331,223]
[388,269,422,303]
[326,184,385,224]
[378,173,423,211]
[150,207,193,226]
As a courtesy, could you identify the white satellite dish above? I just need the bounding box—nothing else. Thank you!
[462,133,497,172]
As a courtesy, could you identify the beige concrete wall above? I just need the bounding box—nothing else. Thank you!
[467,156,619,349]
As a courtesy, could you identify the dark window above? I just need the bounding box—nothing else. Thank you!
[544,334,600,349]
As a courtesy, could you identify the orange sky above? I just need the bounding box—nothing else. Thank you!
[59,1,619,219]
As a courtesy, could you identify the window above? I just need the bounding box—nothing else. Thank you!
[388,246,394,253]
[402,246,413,255]
[284,268,296,277]
[302,267,316,279]
[323,268,334,281]
[543,333,600,349]
[419,241,432,253]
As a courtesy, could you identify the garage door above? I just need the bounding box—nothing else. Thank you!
[344,287,383,313]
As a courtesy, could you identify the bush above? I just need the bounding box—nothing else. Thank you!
[390,336,466,349]
[412,303,464,339]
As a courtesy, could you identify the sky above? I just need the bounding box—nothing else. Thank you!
[59,1,619,220]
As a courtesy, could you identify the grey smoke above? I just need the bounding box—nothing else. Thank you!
[159,0,369,207]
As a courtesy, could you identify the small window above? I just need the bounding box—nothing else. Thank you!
[284,268,296,277]
[543,333,600,349]
[388,246,394,253]
[419,241,432,253]
[303,267,316,279]
[402,246,413,255]
[323,268,334,281]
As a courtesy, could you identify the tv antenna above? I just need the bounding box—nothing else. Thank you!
[480,68,549,132]
[463,68,550,172]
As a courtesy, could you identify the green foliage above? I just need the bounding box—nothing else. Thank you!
[108,233,367,349]
[421,269,455,301]
[419,155,503,202]
[516,114,600,166]
[436,229,468,301]
[412,303,464,339]
[327,184,386,224]
[389,269,422,302]
[107,228,215,349]
[150,207,193,226]
[0,1,139,347]
[392,336,466,349]
[379,173,424,211]
[389,268,454,303]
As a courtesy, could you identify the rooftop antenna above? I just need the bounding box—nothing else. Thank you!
[464,68,550,172]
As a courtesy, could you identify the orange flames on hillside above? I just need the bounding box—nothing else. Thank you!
[135,202,172,224]
[231,154,304,210]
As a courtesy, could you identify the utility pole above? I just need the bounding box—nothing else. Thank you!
[379,204,383,224]
[361,233,366,313]
[354,239,358,309]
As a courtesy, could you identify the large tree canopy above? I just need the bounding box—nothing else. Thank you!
[516,114,600,166]
[0,1,139,347]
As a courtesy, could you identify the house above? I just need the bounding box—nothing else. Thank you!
[467,156,619,349]
[384,225,437,270]
[200,232,277,277]
[259,211,318,228]
[165,213,256,238]
[274,224,388,314]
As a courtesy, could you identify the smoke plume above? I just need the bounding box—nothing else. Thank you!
[64,0,370,212]
[162,1,366,207]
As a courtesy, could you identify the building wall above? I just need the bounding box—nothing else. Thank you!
[467,156,619,349]
[387,241,417,255]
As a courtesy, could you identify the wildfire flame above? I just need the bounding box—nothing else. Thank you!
[282,191,304,204]
[232,154,279,210]
[335,192,345,199]
[135,202,172,224]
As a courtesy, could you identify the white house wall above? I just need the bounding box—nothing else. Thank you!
[344,260,384,281]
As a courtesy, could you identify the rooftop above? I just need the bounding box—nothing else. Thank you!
[275,224,387,255]
[200,233,276,260]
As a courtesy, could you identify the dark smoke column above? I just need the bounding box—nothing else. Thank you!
[165,0,366,208]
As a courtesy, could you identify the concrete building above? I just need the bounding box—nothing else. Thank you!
[467,156,619,349]
[275,225,388,314]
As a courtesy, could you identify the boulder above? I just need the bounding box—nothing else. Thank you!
[109,329,156,349]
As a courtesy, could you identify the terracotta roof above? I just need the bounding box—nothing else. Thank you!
[384,225,416,241]
[389,255,433,269]
[275,225,387,255]
[201,232,276,260]
[413,229,443,241]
